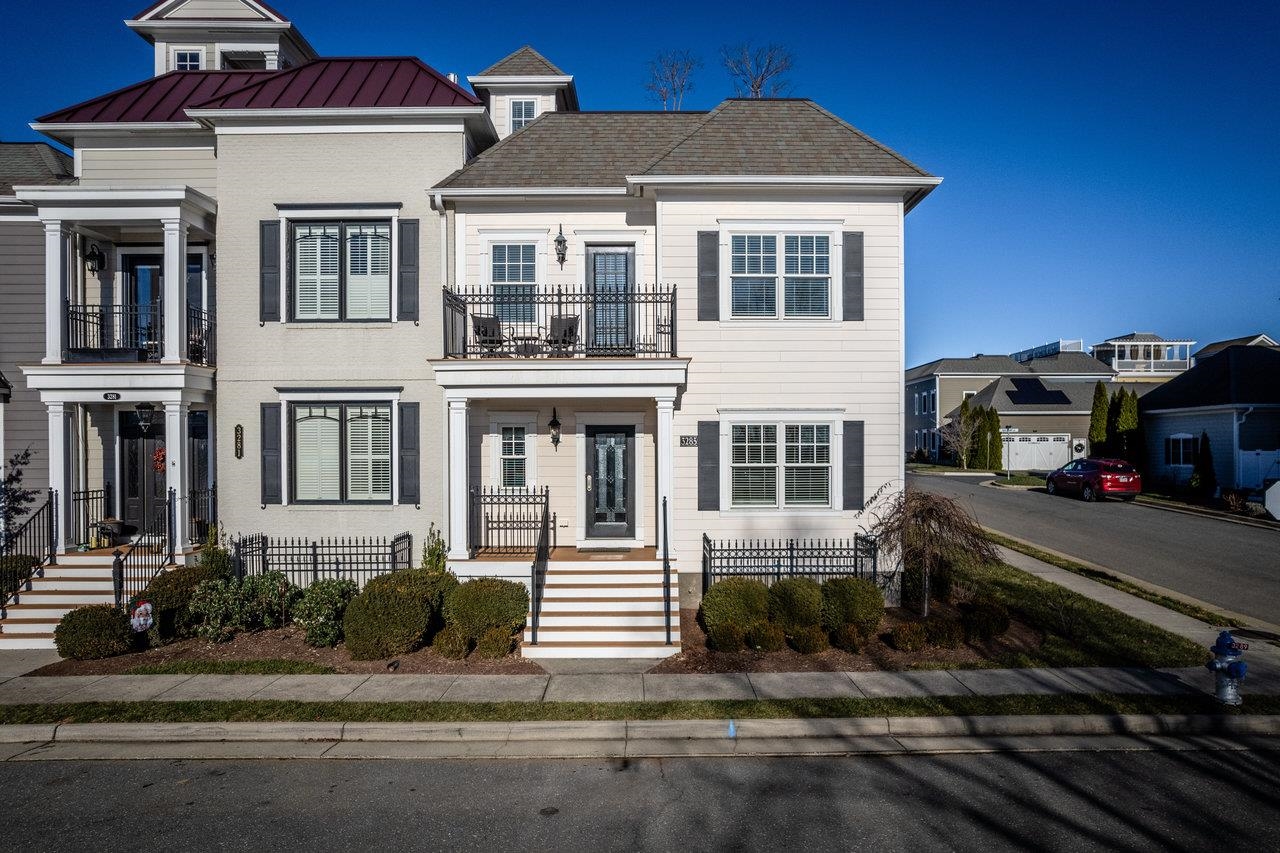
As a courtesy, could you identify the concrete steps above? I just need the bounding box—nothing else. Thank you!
[0,553,149,650]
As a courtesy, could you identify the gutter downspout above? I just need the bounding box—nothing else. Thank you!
[433,192,447,292]
[1235,407,1254,489]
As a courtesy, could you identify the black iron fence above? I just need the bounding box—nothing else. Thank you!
[187,485,216,545]
[186,306,216,366]
[443,284,676,359]
[113,489,175,608]
[661,497,673,646]
[66,302,163,362]
[470,486,555,556]
[528,499,551,646]
[702,534,879,592]
[1,490,57,606]
[69,486,112,550]
[232,532,413,589]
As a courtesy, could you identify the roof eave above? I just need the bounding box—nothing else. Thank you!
[625,174,942,200]
[432,186,629,200]
[30,120,206,145]
[467,74,573,86]
[186,106,487,127]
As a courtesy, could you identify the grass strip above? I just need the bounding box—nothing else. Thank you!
[986,531,1242,628]
[124,660,338,676]
[990,474,1045,487]
[1,694,1278,725]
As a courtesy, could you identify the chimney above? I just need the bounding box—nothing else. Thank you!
[447,72,459,84]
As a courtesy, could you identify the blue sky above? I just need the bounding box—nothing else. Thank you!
[2,1,1276,365]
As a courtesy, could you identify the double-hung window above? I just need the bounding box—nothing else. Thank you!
[510,99,537,132]
[500,426,528,488]
[1165,434,1198,466]
[292,402,392,503]
[731,423,833,508]
[174,50,203,70]
[292,221,391,321]
[491,243,537,323]
[730,233,831,318]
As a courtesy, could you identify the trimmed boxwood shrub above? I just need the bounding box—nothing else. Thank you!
[139,558,230,644]
[890,622,927,652]
[433,625,471,659]
[707,622,746,652]
[821,577,884,638]
[699,578,768,633]
[476,626,514,659]
[924,616,965,649]
[831,623,864,653]
[767,578,822,632]
[443,578,528,641]
[188,578,244,643]
[789,624,829,654]
[343,580,432,661]
[54,604,135,660]
[962,598,1011,642]
[292,579,359,647]
[745,622,785,652]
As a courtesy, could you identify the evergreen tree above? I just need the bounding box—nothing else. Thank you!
[986,407,1003,471]
[1192,430,1218,498]
[1105,389,1123,454]
[1088,381,1109,453]
[1115,388,1140,461]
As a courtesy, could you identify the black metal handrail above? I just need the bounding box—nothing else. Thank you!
[469,486,555,556]
[66,301,163,362]
[187,485,216,545]
[69,486,111,550]
[1,490,57,607]
[232,532,413,589]
[701,533,879,591]
[186,305,216,366]
[529,497,551,646]
[662,497,673,646]
[443,283,676,359]
[113,488,175,609]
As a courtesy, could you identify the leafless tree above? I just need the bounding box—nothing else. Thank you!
[939,412,981,469]
[644,49,701,111]
[721,43,794,98]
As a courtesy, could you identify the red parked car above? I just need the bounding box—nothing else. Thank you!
[1045,458,1142,502]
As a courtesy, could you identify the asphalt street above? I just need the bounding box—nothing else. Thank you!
[911,474,1279,626]
[1,749,1276,851]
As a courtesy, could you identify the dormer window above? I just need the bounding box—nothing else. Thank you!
[174,49,204,71]
[510,99,537,132]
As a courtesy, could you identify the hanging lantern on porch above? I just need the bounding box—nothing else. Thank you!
[84,242,106,275]
[553,225,568,268]
[548,408,562,448]
[135,402,157,434]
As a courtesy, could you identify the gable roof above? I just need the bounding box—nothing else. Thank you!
[1022,351,1116,376]
[189,57,481,110]
[36,70,278,125]
[475,46,566,77]
[964,377,1095,414]
[132,0,287,22]
[1194,333,1278,359]
[0,143,74,195]
[1139,345,1280,411]
[905,355,1030,383]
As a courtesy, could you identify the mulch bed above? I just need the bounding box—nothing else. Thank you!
[30,626,546,676]
[649,606,1042,674]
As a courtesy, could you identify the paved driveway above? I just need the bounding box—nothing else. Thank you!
[910,474,1279,626]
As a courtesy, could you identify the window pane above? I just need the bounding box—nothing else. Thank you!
[345,223,391,320]
[346,404,391,501]
[731,277,776,317]
[784,278,829,317]
[785,467,830,505]
[731,467,777,505]
[501,457,526,488]
[294,224,340,320]
[293,405,341,501]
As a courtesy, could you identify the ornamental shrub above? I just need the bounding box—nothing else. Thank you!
[831,623,864,653]
[924,616,965,649]
[476,626,514,659]
[364,569,459,641]
[188,578,245,642]
[789,624,830,655]
[292,578,359,647]
[745,622,785,652]
[54,604,135,660]
[767,577,822,632]
[699,578,769,633]
[707,622,746,652]
[890,622,927,652]
[443,578,528,641]
[238,571,299,631]
[433,625,471,660]
[962,598,1011,642]
[343,578,433,661]
[820,577,884,637]
[141,558,230,644]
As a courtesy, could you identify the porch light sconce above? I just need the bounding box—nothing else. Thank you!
[84,243,106,275]
[548,408,562,449]
[135,402,157,434]
[553,225,567,268]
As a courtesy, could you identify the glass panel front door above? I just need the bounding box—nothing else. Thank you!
[585,425,635,539]
[119,411,167,534]
[587,247,634,355]
[124,255,163,358]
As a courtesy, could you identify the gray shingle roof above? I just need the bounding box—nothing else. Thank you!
[476,46,566,76]
[1023,351,1116,376]
[966,377,1099,414]
[1139,346,1280,410]
[1098,331,1191,344]
[0,142,74,195]
[905,355,1030,383]
[1193,333,1277,359]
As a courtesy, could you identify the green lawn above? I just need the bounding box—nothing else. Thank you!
[125,660,338,676]
[990,474,1046,487]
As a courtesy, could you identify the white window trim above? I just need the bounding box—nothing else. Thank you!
[277,210,399,324]
[488,412,538,489]
[276,390,401,507]
[1166,432,1197,467]
[508,97,539,135]
[573,229,648,287]
[716,408,844,515]
[480,230,547,291]
[575,412,646,549]
[717,221,843,323]
[171,46,206,71]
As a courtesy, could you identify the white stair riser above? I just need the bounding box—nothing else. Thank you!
[544,561,666,572]
[539,598,671,613]
[2,606,82,620]
[0,637,56,650]
[32,567,114,578]
[10,592,115,605]
[539,586,669,599]
[1,623,61,635]
[534,613,669,628]
[524,628,680,643]
[522,645,679,659]
[26,580,116,592]
[545,573,667,586]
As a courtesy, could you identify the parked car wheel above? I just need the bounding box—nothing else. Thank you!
[1081,484,1096,502]
[1046,479,1057,496]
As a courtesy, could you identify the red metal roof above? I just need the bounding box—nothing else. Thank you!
[191,58,481,110]
[36,71,279,124]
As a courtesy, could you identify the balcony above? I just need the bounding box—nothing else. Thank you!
[442,284,676,359]
[1113,358,1189,374]
[64,302,215,366]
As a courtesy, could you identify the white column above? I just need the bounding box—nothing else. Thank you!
[264,50,280,70]
[164,401,190,539]
[42,221,67,363]
[447,398,470,560]
[655,395,675,552]
[47,402,69,551]
[161,219,188,364]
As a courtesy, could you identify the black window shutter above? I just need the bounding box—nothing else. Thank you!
[398,219,419,322]
[843,420,865,510]
[260,220,281,323]
[261,403,282,505]
[697,420,720,511]
[842,231,864,321]
[399,402,420,505]
[696,231,719,321]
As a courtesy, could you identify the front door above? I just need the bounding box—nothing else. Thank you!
[585,425,635,539]
[120,411,167,534]
[586,246,635,355]
[124,254,163,360]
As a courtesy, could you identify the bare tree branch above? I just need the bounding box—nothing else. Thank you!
[644,49,701,111]
[721,43,794,98]
[939,412,982,470]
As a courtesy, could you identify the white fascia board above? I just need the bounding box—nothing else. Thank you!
[429,358,689,395]
[13,185,217,216]
[126,20,291,31]
[432,187,627,199]
[467,75,573,86]
[186,107,486,121]
[627,174,943,189]
[1144,404,1279,416]
[20,363,216,401]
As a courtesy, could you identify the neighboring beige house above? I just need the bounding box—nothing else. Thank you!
[4,0,940,654]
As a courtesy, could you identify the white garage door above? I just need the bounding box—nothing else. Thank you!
[1002,434,1071,471]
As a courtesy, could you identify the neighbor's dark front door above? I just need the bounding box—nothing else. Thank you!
[120,411,167,533]
[586,246,635,355]
[124,254,163,359]
[585,425,635,539]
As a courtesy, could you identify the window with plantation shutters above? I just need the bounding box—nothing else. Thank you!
[346,405,392,501]
[783,235,830,317]
[292,404,341,501]
[510,99,537,131]
[491,243,537,323]
[345,223,391,320]
[728,231,835,319]
[291,220,392,321]
[730,235,776,317]
[731,424,777,505]
[291,402,392,503]
[784,424,831,505]
[293,224,340,320]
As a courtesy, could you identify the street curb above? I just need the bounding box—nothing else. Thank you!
[1133,497,1279,532]
[984,480,1039,490]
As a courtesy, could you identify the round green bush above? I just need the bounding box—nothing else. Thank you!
[890,622,927,652]
[707,622,746,652]
[745,622,785,652]
[821,577,885,637]
[138,559,230,644]
[699,578,768,633]
[443,578,529,640]
[767,578,822,631]
[789,624,830,655]
[54,604,135,660]
[831,623,864,653]
[188,578,244,643]
[433,625,471,660]
[238,571,299,631]
[293,579,359,647]
[342,581,432,661]
[962,598,1011,642]
[475,626,514,659]
[924,616,965,649]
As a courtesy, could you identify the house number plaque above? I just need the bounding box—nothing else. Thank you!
[234,424,244,459]
[679,435,698,447]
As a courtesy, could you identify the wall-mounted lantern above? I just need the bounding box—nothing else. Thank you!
[85,243,106,275]
[548,408,562,449]
[553,225,567,268]
[135,401,157,434]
